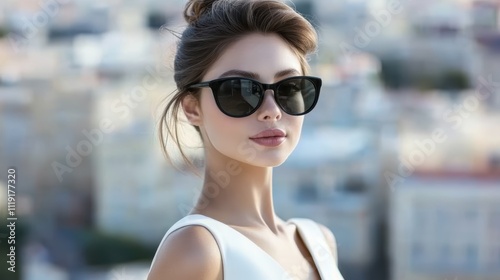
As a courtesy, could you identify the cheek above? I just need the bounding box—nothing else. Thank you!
[199,90,226,127]
[289,117,304,145]
[199,93,242,146]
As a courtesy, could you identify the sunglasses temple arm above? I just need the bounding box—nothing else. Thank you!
[188,82,211,89]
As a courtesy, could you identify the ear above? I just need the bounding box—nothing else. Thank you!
[181,94,202,126]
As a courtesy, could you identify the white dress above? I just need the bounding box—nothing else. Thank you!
[149,214,345,280]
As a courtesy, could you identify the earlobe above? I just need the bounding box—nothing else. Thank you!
[181,94,202,126]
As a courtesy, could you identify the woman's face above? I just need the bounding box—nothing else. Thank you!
[190,33,305,167]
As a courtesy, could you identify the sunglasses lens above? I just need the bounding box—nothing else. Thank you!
[216,79,262,117]
[276,78,317,115]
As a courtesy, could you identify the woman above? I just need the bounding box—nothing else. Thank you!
[148,0,344,279]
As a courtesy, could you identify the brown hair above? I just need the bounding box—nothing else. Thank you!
[158,0,318,169]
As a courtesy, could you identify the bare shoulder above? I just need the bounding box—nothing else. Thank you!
[317,223,339,264]
[147,225,222,280]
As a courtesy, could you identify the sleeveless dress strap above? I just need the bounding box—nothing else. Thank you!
[288,218,344,280]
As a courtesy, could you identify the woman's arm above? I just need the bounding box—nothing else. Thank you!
[147,226,223,280]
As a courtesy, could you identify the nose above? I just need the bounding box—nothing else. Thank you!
[256,90,282,121]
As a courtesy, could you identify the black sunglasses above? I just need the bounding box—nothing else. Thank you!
[188,76,322,118]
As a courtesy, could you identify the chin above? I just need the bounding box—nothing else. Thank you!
[217,138,297,167]
[243,152,291,168]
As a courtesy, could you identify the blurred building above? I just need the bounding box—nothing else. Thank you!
[390,171,500,280]
[313,0,370,32]
[0,37,97,276]
[93,115,178,245]
[472,0,500,33]
[405,0,476,86]
[473,0,500,109]
[340,0,480,90]
[277,125,382,280]
[90,27,185,244]
[0,82,35,217]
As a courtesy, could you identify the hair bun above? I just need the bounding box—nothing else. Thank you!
[184,0,219,25]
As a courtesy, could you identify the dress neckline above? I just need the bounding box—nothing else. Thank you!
[186,213,321,279]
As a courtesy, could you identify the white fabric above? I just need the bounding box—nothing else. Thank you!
[149,214,344,280]
[288,218,345,280]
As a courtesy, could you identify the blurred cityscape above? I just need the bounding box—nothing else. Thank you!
[0,0,499,280]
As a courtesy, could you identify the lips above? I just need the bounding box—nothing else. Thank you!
[249,129,286,147]
[250,128,286,139]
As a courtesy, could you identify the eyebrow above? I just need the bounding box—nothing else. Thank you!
[274,68,301,79]
[218,68,301,80]
[218,69,259,79]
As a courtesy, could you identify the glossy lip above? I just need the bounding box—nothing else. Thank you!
[249,129,286,147]
[249,128,286,139]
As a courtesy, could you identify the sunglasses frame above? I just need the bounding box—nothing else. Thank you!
[188,76,322,118]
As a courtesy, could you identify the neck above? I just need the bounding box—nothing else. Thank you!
[191,156,280,232]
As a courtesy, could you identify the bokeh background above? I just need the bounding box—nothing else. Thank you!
[1,0,500,279]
